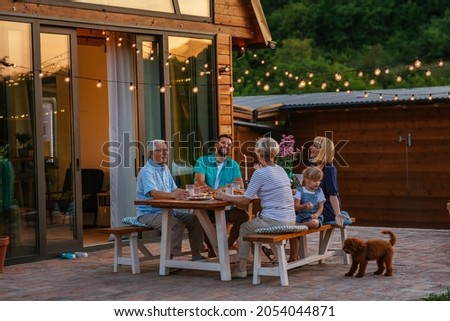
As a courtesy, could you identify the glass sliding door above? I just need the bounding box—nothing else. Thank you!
[40,29,81,247]
[0,20,37,258]
[167,36,215,187]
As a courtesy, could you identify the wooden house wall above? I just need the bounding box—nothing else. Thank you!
[236,103,450,229]
[1,0,264,137]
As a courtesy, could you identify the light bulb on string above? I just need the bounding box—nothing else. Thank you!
[408,64,414,71]
[428,94,433,100]
[96,80,102,88]
[414,58,422,68]
[438,59,444,67]
[334,72,342,81]
[192,86,199,93]
[374,68,381,76]
[263,84,270,91]
[384,67,390,74]
[298,79,306,88]
[357,71,364,77]
[425,69,431,77]
[396,74,403,82]
[129,83,135,91]
[344,80,350,87]
[64,76,70,83]
[394,94,398,101]
[410,94,415,101]
[369,79,376,85]
[229,86,235,93]
[320,82,327,90]
[159,86,166,93]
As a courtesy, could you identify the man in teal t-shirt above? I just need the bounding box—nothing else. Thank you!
[194,134,249,257]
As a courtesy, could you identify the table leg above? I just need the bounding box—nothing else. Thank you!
[214,208,231,281]
[159,208,172,276]
[196,209,219,255]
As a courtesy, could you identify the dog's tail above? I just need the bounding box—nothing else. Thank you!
[381,230,396,246]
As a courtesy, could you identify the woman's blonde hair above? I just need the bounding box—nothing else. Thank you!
[254,137,279,160]
[310,136,335,164]
[302,167,323,186]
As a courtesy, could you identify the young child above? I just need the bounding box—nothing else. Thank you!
[289,166,326,262]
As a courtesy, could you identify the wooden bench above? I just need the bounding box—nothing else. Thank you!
[243,218,355,286]
[98,226,159,274]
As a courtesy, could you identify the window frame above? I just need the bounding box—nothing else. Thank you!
[14,0,213,22]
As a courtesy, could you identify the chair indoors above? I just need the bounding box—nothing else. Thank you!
[46,167,73,225]
[46,168,104,226]
[81,168,104,227]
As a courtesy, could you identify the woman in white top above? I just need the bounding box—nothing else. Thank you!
[215,137,296,278]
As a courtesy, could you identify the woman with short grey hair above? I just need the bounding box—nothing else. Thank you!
[215,137,296,278]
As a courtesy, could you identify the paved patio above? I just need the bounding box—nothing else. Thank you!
[0,225,449,301]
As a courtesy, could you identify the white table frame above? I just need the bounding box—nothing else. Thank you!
[135,199,233,281]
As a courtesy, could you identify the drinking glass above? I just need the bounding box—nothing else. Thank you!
[185,184,195,196]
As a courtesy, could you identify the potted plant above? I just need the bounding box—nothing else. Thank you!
[15,132,33,156]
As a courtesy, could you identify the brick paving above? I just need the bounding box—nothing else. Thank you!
[0,226,449,301]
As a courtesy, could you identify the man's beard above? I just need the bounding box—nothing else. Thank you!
[217,148,229,157]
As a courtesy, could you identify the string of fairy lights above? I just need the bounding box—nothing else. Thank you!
[2,31,450,100]
[232,47,450,100]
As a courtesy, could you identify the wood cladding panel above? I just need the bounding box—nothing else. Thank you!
[286,104,450,229]
[1,1,258,39]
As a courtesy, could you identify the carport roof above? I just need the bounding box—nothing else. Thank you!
[233,85,450,112]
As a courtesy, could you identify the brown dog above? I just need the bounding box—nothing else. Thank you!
[342,230,396,277]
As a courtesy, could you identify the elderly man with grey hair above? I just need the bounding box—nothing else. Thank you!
[136,139,205,261]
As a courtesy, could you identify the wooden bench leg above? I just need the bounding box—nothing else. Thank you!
[299,236,308,259]
[318,229,333,263]
[340,227,350,265]
[252,242,262,285]
[276,241,289,286]
[129,232,140,274]
[113,234,123,273]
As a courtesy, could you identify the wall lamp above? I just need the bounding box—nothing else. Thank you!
[219,64,231,75]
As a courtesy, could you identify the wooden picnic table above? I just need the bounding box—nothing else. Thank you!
[134,198,235,281]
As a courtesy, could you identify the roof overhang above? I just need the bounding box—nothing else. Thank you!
[250,0,272,46]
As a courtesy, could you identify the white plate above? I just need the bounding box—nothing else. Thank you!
[187,197,213,201]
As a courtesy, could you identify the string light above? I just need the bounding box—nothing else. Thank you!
[414,58,422,68]
[96,80,102,88]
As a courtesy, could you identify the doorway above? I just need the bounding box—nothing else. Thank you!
[76,29,112,246]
